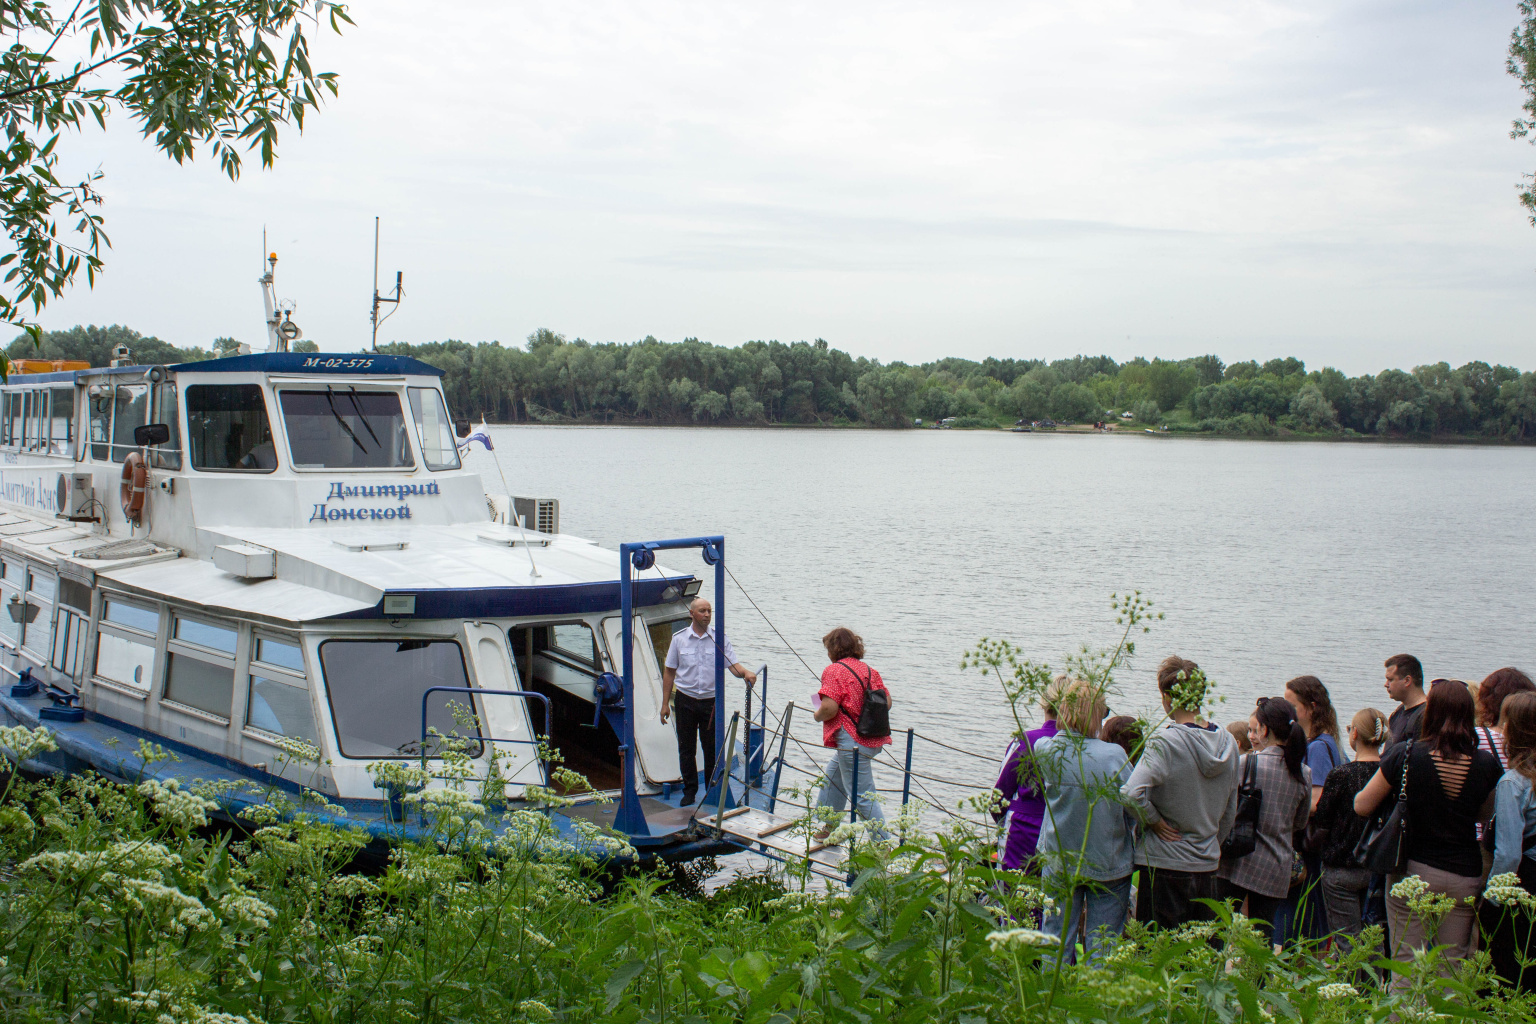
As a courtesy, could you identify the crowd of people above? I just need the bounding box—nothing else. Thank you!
[748,623,1536,987]
[978,652,1536,987]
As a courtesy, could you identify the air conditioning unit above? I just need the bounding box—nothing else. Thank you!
[55,473,96,521]
[508,496,559,534]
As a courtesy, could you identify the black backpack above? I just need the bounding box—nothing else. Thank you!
[1221,753,1263,859]
[839,660,891,740]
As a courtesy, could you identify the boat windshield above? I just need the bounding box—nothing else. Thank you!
[279,389,415,470]
[319,639,482,758]
[408,387,460,471]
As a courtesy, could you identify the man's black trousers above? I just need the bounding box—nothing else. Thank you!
[674,692,716,800]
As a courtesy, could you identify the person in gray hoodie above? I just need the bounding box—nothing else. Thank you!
[1121,655,1240,930]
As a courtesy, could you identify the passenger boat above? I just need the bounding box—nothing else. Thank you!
[0,267,781,867]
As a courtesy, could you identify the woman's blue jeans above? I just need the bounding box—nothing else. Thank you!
[815,736,885,825]
[1043,874,1133,964]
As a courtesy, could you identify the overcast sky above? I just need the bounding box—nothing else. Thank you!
[37,0,1536,374]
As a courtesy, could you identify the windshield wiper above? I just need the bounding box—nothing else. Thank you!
[323,388,368,455]
[345,387,383,448]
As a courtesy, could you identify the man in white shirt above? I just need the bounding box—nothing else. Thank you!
[661,598,757,805]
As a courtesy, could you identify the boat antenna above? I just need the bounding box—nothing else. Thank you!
[474,417,540,579]
[370,216,404,350]
[259,230,285,352]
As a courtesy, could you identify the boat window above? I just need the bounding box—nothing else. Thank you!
[149,382,181,470]
[174,616,237,655]
[21,569,54,658]
[280,390,415,470]
[95,598,158,692]
[52,608,85,678]
[648,617,690,678]
[246,634,317,743]
[408,387,461,471]
[185,384,277,472]
[319,639,481,758]
[163,614,238,720]
[49,387,73,454]
[0,558,21,648]
[6,393,22,448]
[255,636,306,672]
[22,391,42,449]
[88,388,111,460]
[104,599,159,633]
[109,384,149,463]
[550,622,601,667]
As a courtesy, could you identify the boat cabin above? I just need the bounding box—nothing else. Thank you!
[0,351,707,820]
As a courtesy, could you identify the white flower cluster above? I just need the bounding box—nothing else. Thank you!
[120,877,217,934]
[218,893,278,931]
[986,927,1060,951]
[1483,872,1536,910]
[138,778,220,830]
[1391,875,1469,918]
[762,891,824,913]
[1394,1007,1446,1023]
[1317,982,1357,1000]
[0,723,57,762]
[114,989,259,1024]
[522,926,556,949]
[516,999,554,1021]
[365,760,429,791]
[275,736,322,765]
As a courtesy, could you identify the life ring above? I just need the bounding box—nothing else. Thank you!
[120,452,148,523]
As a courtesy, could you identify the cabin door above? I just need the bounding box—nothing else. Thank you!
[601,615,681,786]
[463,622,544,790]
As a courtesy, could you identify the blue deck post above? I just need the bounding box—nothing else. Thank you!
[614,544,651,837]
[700,538,734,809]
[901,728,915,808]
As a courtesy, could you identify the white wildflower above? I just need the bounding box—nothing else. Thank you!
[0,724,57,762]
[523,926,556,949]
[1483,872,1536,910]
[986,927,1060,951]
[138,778,219,830]
[517,999,554,1021]
[1317,982,1356,1000]
[219,892,278,931]
[1390,875,1466,917]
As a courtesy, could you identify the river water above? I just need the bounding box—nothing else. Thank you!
[470,426,1536,833]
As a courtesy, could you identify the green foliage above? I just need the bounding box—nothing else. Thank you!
[0,0,351,364]
[7,323,212,365]
[1512,0,1536,222]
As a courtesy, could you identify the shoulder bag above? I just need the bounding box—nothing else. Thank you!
[1221,752,1262,859]
[1352,741,1412,874]
[839,660,891,740]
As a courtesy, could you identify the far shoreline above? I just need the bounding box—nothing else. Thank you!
[475,419,1536,447]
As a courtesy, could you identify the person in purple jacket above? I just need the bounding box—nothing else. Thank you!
[993,676,1068,870]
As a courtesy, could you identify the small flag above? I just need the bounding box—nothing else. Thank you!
[459,430,494,452]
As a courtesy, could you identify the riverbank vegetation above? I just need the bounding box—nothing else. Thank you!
[3,597,1536,1022]
[11,325,1536,441]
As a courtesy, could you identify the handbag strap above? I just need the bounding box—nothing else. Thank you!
[1240,751,1257,795]
[1397,741,1413,804]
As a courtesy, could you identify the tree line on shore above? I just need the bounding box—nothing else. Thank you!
[13,324,1536,440]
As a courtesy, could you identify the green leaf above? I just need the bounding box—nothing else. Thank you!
[604,959,647,1012]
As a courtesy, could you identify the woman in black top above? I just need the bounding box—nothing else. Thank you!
[1355,680,1501,989]
[1310,708,1387,954]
